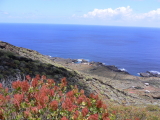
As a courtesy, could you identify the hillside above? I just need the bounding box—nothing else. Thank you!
[0,41,88,93]
[0,41,160,106]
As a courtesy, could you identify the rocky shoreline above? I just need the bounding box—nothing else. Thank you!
[46,56,160,104]
[49,57,130,74]
[139,71,160,77]
[48,56,160,78]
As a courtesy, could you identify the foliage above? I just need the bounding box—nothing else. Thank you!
[0,50,73,79]
[0,75,160,120]
[0,75,112,120]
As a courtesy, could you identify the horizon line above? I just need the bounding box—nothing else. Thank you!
[0,22,160,29]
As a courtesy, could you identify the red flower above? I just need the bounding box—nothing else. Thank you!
[82,107,89,117]
[66,90,76,102]
[12,80,29,92]
[60,77,67,88]
[88,114,99,120]
[21,80,30,92]
[26,75,31,81]
[102,113,109,120]
[61,77,67,85]
[34,92,49,108]
[47,79,55,86]
[77,95,86,105]
[13,93,24,108]
[62,98,77,112]
[49,89,55,96]
[0,83,3,89]
[135,118,140,120]
[12,80,21,89]
[54,86,60,91]
[40,85,50,96]
[90,93,99,100]
[61,116,68,120]
[50,100,58,110]
[0,94,5,106]
[96,100,103,108]
[66,90,74,98]
[86,98,92,107]
[30,107,39,114]
[73,110,79,120]
[24,110,31,118]
[31,78,38,87]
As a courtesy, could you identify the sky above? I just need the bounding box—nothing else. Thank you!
[0,0,160,27]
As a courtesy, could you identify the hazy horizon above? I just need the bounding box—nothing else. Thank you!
[0,0,160,28]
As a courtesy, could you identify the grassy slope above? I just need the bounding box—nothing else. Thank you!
[0,41,90,94]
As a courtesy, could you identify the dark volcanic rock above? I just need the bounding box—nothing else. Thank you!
[72,59,78,63]
[140,73,150,77]
[107,65,120,72]
[140,71,160,78]
[89,62,129,74]
[81,59,89,63]
[90,62,103,66]
[106,65,129,74]
[134,86,144,89]
[146,71,160,77]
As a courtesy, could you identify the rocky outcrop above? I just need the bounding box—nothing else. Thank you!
[68,59,130,74]
[140,73,150,77]
[105,65,129,74]
[140,71,160,78]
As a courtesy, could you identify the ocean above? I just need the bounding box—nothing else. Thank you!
[0,23,160,76]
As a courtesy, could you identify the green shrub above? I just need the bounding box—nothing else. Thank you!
[0,75,111,120]
[14,60,20,65]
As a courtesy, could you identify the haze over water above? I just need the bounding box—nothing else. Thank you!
[0,23,160,76]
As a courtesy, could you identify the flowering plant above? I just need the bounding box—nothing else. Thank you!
[0,75,111,120]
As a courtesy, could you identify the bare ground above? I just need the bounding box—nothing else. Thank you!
[52,57,160,106]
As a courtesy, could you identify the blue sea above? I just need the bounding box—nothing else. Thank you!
[0,23,160,76]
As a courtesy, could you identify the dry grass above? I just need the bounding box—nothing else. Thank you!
[107,102,160,120]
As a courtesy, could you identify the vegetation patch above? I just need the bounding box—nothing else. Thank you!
[0,50,74,80]
[0,75,111,120]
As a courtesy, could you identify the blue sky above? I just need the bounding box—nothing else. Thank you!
[0,0,160,27]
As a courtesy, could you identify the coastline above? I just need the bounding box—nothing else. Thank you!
[47,56,160,78]
[1,40,160,105]
[47,56,160,101]
[49,57,129,73]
